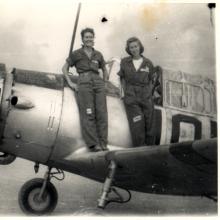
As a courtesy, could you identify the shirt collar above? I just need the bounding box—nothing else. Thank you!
[81,45,95,51]
[127,55,146,62]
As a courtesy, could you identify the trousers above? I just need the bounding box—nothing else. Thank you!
[77,72,108,147]
[124,84,155,147]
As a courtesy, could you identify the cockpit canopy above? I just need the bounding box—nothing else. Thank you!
[107,58,216,117]
[162,69,216,116]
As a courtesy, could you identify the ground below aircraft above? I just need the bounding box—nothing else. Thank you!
[0,61,217,215]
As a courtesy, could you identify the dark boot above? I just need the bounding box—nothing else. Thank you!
[100,143,109,151]
[88,145,102,152]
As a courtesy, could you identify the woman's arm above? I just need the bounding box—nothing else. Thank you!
[151,65,162,95]
[117,59,126,99]
[101,65,109,82]
[62,62,78,91]
[120,77,126,99]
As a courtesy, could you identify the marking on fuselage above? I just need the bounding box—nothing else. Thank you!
[171,114,202,143]
[159,107,167,144]
[179,122,195,142]
[210,121,217,138]
[47,100,56,130]
[50,116,55,129]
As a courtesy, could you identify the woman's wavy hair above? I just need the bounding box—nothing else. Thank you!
[81,28,95,39]
[125,37,144,56]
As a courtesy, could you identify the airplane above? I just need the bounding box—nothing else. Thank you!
[0,58,217,215]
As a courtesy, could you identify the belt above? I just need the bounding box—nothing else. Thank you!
[79,71,99,76]
[127,82,148,87]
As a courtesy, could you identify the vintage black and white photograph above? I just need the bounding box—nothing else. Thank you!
[0,0,218,216]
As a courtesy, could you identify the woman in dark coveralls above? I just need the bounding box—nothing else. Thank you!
[118,37,160,147]
[62,28,108,152]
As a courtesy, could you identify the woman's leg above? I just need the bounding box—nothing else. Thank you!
[78,83,99,148]
[94,79,108,149]
[124,103,145,147]
[142,99,155,145]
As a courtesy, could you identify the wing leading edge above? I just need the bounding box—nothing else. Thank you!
[106,138,217,196]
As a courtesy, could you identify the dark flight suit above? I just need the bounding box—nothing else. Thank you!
[66,47,108,148]
[118,56,155,147]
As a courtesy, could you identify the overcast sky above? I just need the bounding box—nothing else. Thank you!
[0,0,217,79]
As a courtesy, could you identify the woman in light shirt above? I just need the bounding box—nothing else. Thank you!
[118,37,161,146]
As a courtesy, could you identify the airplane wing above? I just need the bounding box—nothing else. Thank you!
[60,138,217,198]
[104,138,217,197]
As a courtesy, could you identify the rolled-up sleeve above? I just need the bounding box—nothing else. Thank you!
[66,52,77,67]
[146,59,154,81]
[99,53,106,69]
[117,60,125,78]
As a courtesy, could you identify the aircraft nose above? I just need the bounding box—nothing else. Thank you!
[0,65,64,164]
[0,63,17,164]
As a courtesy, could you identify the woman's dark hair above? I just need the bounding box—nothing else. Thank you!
[81,28,95,39]
[125,37,144,55]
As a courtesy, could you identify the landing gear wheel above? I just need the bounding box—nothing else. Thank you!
[0,152,16,165]
[18,178,58,215]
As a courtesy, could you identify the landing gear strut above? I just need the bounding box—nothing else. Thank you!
[98,160,131,209]
[98,161,117,208]
[18,167,64,215]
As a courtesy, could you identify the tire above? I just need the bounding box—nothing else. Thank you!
[18,178,58,215]
[0,152,16,165]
